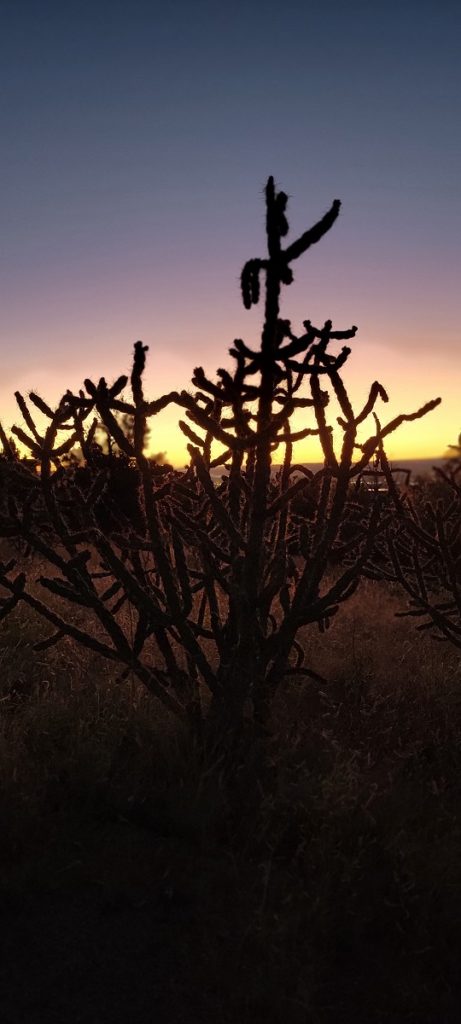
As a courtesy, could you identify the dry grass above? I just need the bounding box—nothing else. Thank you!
[1,578,461,1023]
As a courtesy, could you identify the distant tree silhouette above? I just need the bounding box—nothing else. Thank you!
[446,432,461,464]
[0,424,20,462]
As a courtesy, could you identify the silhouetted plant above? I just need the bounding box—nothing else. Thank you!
[367,437,461,649]
[0,178,440,747]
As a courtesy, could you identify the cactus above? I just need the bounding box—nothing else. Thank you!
[365,437,461,649]
[0,178,441,750]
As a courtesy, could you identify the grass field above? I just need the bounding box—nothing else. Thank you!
[1,576,461,1023]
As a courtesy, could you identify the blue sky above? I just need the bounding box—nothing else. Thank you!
[1,0,460,462]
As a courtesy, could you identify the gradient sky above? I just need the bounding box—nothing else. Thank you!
[1,0,460,465]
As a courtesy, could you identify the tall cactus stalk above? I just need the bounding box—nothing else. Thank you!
[0,177,440,750]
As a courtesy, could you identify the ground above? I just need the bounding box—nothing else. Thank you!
[1,579,461,1023]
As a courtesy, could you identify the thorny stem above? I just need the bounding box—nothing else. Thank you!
[0,177,441,743]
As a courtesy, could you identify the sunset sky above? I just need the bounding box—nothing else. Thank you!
[1,0,460,466]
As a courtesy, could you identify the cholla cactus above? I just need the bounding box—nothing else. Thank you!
[0,178,440,747]
[367,436,461,649]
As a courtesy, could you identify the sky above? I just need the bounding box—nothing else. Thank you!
[1,0,460,466]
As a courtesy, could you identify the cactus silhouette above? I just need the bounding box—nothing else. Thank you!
[366,433,461,649]
[0,178,441,749]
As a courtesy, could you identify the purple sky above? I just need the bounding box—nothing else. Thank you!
[1,0,460,464]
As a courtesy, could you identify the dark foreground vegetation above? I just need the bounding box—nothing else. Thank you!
[0,177,441,747]
[1,582,461,1024]
[1,179,460,1021]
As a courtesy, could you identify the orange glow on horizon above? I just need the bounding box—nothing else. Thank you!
[1,331,457,469]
